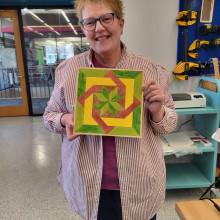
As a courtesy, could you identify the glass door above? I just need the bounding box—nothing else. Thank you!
[21,8,88,115]
[0,10,29,116]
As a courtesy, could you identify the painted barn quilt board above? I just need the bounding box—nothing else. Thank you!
[74,68,144,137]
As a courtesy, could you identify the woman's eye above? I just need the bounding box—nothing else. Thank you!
[85,20,95,26]
[101,17,112,23]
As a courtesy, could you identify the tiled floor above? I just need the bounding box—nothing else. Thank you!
[0,116,205,220]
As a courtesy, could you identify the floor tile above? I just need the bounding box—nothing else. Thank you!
[0,116,209,220]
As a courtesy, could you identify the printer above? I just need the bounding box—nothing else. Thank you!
[171,92,206,108]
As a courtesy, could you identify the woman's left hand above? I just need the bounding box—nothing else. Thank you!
[142,80,165,122]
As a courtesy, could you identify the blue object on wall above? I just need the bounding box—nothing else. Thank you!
[0,0,74,6]
[177,0,220,76]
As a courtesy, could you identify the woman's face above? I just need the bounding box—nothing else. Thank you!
[81,2,124,58]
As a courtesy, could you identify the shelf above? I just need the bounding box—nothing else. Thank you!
[175,105,218,115]
[163,137,215,156]
[163,142,215,155]
[166,163,212,189]
[166,77,220,190]
[193,141,215,152]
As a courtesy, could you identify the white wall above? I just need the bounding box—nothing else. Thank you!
[122,0,200,93]
[122,0,220,156]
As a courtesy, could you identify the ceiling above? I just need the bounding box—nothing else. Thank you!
[1,8,88,47]
[21,9,84,36]
[0,0,73,6]
[22,9,79,27]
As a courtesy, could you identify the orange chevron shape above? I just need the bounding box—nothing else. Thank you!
[92,110,114,133]
[78,85,101,107]
[104,70,126,94]
[118,96,141,119]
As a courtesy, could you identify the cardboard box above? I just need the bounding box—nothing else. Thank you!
[201,79,218,92]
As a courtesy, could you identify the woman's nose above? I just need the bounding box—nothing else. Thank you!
[95,20,105,31]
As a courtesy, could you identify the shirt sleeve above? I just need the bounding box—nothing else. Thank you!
[148,64,178,135]
[43,64,68,134]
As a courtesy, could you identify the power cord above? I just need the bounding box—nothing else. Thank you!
[177,114,194,132]
[199,175,220,199]
[199,198,220,212]
[199,174,220,212]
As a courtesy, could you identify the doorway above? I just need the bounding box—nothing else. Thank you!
[0,10,29,116]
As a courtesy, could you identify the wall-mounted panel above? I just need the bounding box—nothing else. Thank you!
[176,0,220,77]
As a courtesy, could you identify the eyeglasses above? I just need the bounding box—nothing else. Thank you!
[80,13,115,31]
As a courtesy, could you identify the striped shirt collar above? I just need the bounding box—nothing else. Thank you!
[88,41,127,68]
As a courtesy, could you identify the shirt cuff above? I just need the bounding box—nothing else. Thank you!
[149,105,178,134]
[149,105,166,125]
[55,113,67,133]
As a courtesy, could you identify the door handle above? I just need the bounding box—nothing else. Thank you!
[18,75,25,78]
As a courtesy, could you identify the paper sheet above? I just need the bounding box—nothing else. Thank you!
[162,132,194,147]
[160,136,174,153]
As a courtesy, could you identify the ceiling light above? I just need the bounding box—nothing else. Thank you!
[61,10,78,36]
[34,31,44,36]
[5,18,12,22]
[25,26,34,31]
[34,32,41,36]
[69,23,78,35]
[61,10,70,23]
[44,23,55,31]
[28,10,44,23]
[54,31,60,36]
[73,29,78,35]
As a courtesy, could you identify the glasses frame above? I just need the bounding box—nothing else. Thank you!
[80,13,115,31]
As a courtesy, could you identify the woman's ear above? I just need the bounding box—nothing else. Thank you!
[120,18,125,35]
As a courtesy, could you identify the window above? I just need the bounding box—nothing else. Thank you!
[21,8,89,114]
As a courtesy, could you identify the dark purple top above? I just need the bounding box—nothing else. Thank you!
[93,55,120,190]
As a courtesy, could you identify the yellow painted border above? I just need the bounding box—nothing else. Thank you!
[84,77,134,127]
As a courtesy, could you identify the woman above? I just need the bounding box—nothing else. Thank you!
[43,0,178,219]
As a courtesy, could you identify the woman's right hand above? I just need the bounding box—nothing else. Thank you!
[61,113,80,141]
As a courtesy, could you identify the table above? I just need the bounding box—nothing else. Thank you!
[175,198,220,220]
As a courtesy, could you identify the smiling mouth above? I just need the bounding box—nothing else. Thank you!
[96,36,110,41]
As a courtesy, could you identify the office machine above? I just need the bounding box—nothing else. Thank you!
[171,92,206,108]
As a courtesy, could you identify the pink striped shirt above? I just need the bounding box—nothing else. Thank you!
[43,43,178,220]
